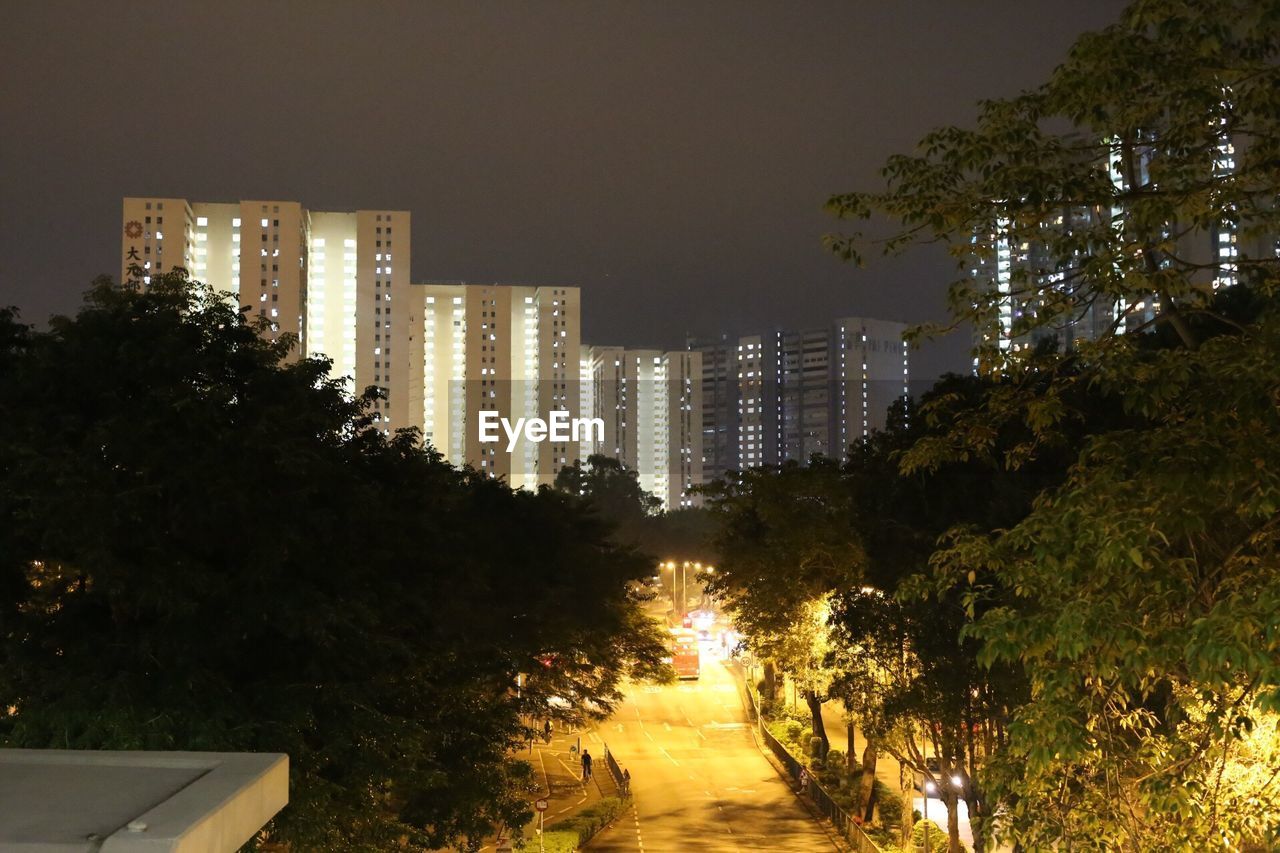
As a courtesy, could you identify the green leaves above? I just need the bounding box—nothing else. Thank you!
[824,1,1280,846]
[0,273,666,850]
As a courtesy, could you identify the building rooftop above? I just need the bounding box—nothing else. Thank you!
[0,749,287,853]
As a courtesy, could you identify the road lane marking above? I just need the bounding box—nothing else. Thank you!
[659,747,680,766]
[535,749,549,793]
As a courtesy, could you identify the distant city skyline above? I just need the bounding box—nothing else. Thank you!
[0,1,1129,382]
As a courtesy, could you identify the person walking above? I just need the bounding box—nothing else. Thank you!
[581,748,593,781]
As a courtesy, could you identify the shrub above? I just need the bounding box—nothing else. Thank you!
[867,824,903,851]
[537,830,579,853]
[875,783,904,828]
[911,819,955,852]
[825,748,846,769]
[548,796,629,848]
[808,736,825,759]
[830,787,857,811]
[784,719,805,744]
[817,764,844,789]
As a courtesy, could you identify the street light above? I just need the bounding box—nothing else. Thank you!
[681,561,691,614]
[659,561,680,613]
[700,565,716,610]
[922,780,936,853]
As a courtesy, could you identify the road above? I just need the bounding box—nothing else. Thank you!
[586,655,839,852]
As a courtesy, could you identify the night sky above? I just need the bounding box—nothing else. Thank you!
[1,1,1126,380]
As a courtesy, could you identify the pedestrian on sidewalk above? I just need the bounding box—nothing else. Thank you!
[543,719,552,742]
[622,768,630,796]
[581,748,593,781]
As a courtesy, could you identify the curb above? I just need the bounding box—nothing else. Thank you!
[729,664,852,853]
[748,723,854,853]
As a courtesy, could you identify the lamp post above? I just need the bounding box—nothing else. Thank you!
[663,560,716,617]
[670,558,680,612]
[922,780,935,853]
[682,561,691,615]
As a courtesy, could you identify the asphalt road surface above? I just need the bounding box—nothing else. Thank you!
[586,656,839,852]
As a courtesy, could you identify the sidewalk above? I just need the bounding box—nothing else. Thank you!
[779,675,988,852]
[480,727,605,852]
[817,697,904,793]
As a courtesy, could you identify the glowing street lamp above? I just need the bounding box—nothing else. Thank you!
[699,565,716,609]
[922,780,937,853]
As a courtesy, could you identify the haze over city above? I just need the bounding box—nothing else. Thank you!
[1,0,1125,380]
[3,3,1276,851]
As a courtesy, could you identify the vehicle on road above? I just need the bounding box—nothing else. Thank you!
[670,629,700,680]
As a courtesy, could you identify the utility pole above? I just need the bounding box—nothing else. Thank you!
[681,561,688,615]
[922,781,934,853]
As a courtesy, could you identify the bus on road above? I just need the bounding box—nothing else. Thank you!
[671,631,700,680]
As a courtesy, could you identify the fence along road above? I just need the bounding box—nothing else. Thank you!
[745,686,883,853]
[585,656,839,852]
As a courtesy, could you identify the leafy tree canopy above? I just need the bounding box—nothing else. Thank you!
[0,273,667,850]
[825,0,1280,847]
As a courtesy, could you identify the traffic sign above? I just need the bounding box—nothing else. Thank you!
[534,798,549,812]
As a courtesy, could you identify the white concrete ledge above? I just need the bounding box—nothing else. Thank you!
[0,749,288,853]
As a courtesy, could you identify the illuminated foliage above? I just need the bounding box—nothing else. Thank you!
[827,0,1280,848]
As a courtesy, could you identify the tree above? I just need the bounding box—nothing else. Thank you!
[553,453,719,564]
[825,0,1280,847]
[827,0,1280,463]
[930,311,1280,849]
[0,273,668,850]
[554,454,662,519]
[553,454,663,544]
[702,458,864,754]
[829,382,1061,853]
[629,506,719,568]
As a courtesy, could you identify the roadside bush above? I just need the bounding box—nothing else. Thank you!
[784,719,805,744]
[535,830,578,853]
[550,797,629,848]
[808,736,825,758]
[875,781,904,827]
[817,762,844,790]
[830,786,857,812]
[911,819,955,852]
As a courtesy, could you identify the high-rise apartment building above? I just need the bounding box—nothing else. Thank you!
[690,317,909,482]
[971,133,1271,369]
[582,346,703,510]
[121,197,709,501]
[420,283,581,489]
[121,197,414,433]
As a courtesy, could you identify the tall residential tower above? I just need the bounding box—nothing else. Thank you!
[582,346,702,509]
[420,283,582,489]
[121,197,415,433]
[690,317,909,482]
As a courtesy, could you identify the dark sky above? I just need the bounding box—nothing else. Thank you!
[1,0,1126,380]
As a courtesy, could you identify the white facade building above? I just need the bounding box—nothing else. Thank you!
[121,197,414,434]
[420,283,582,489]
[584,345,702,509]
